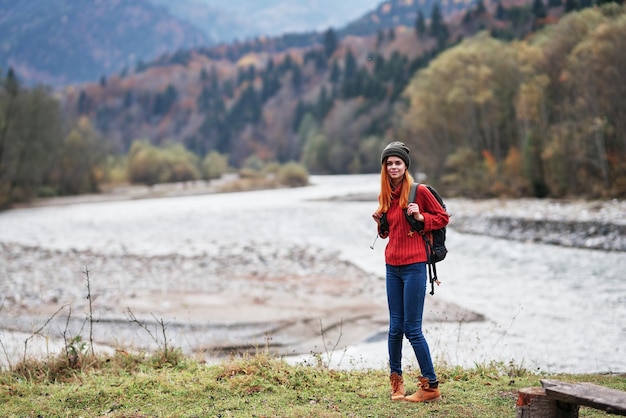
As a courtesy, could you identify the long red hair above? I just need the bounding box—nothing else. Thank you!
[377,162,414,213]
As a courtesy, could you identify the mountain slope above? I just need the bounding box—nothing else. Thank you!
[58,0,548,167]
[341,0,477,36]
[1,0,385,86]
[0,0,211,86]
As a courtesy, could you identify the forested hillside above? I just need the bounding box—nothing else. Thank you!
[61,0,512,163]
[1,0,625,209]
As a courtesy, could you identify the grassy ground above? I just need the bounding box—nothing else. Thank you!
[1,349,625,418]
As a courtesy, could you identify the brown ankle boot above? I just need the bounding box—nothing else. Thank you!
[405,376,441,403]
[389,372,406,401]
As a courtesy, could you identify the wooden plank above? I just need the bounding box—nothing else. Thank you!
[541,379,626,416]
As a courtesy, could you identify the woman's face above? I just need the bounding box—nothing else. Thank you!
[386,156,406,183]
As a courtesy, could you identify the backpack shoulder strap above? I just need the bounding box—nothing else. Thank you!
[405,183,423,232]
[409,182,419,203]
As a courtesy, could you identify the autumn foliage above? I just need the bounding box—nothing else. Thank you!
[3,2,626,207]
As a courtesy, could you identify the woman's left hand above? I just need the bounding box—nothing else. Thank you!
[407,203,425,222]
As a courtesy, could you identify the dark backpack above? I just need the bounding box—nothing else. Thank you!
[404,183,448,295]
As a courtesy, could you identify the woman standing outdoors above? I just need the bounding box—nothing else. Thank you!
[372,141,449,403]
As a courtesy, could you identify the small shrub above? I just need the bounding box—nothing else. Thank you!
[277,162,309,187]
[36,186,57,198]
[103,155,129,184]
[238,167,262,179]
[262,162,281,176]
[201,151,229,180]
[127,141,200,185]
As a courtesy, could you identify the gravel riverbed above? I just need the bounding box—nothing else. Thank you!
[449,198,626,252]
[1,180,624,369]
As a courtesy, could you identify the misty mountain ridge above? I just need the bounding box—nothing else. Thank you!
[0,0,484,87]
[1,0,384,86]
[0,0,214,86]
[147,0,383,43]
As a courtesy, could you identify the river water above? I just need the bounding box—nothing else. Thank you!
[0,174,624,374]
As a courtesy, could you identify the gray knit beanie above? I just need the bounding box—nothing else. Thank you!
[381,141,411,169]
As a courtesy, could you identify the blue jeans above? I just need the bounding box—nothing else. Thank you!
[386,262,437,383]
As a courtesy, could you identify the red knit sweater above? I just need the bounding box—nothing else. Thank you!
[383,184,449,266]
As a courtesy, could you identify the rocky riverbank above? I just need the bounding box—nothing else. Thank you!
[2,182,624,369]
[0,239,482,367]
[448,198,626,252]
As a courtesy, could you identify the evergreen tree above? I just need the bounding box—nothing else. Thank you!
[376,29,385,47]
[246,65,256,81]
[564,0,580,12]
[280,55,295,74]
[197,86,212,112]
[222,79,234,98]
[342,68,370,98]
[123,90,133,108]
[200,68,208,82]
[429,2,444,37]
[292,100,308,131]
[152,84,178,116]
[77,90,91,114]
[373,54,387,80]
[210,66,219,91]
[315,86,333,119]
[475,0,487,15]
[344,49,357,80]
[330,60,341,84]
[236,67,246,85]
[291,65,303,91]
[462,10,473,24]
[323,28,338,58]
[227,85,261,132]
[5,68,19,96]
[429,2,449,47]
[304,49,327,71]
[415,10,426,37]
[261,72,280,102]
[532,0,548,19]
[495,0,507,20]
